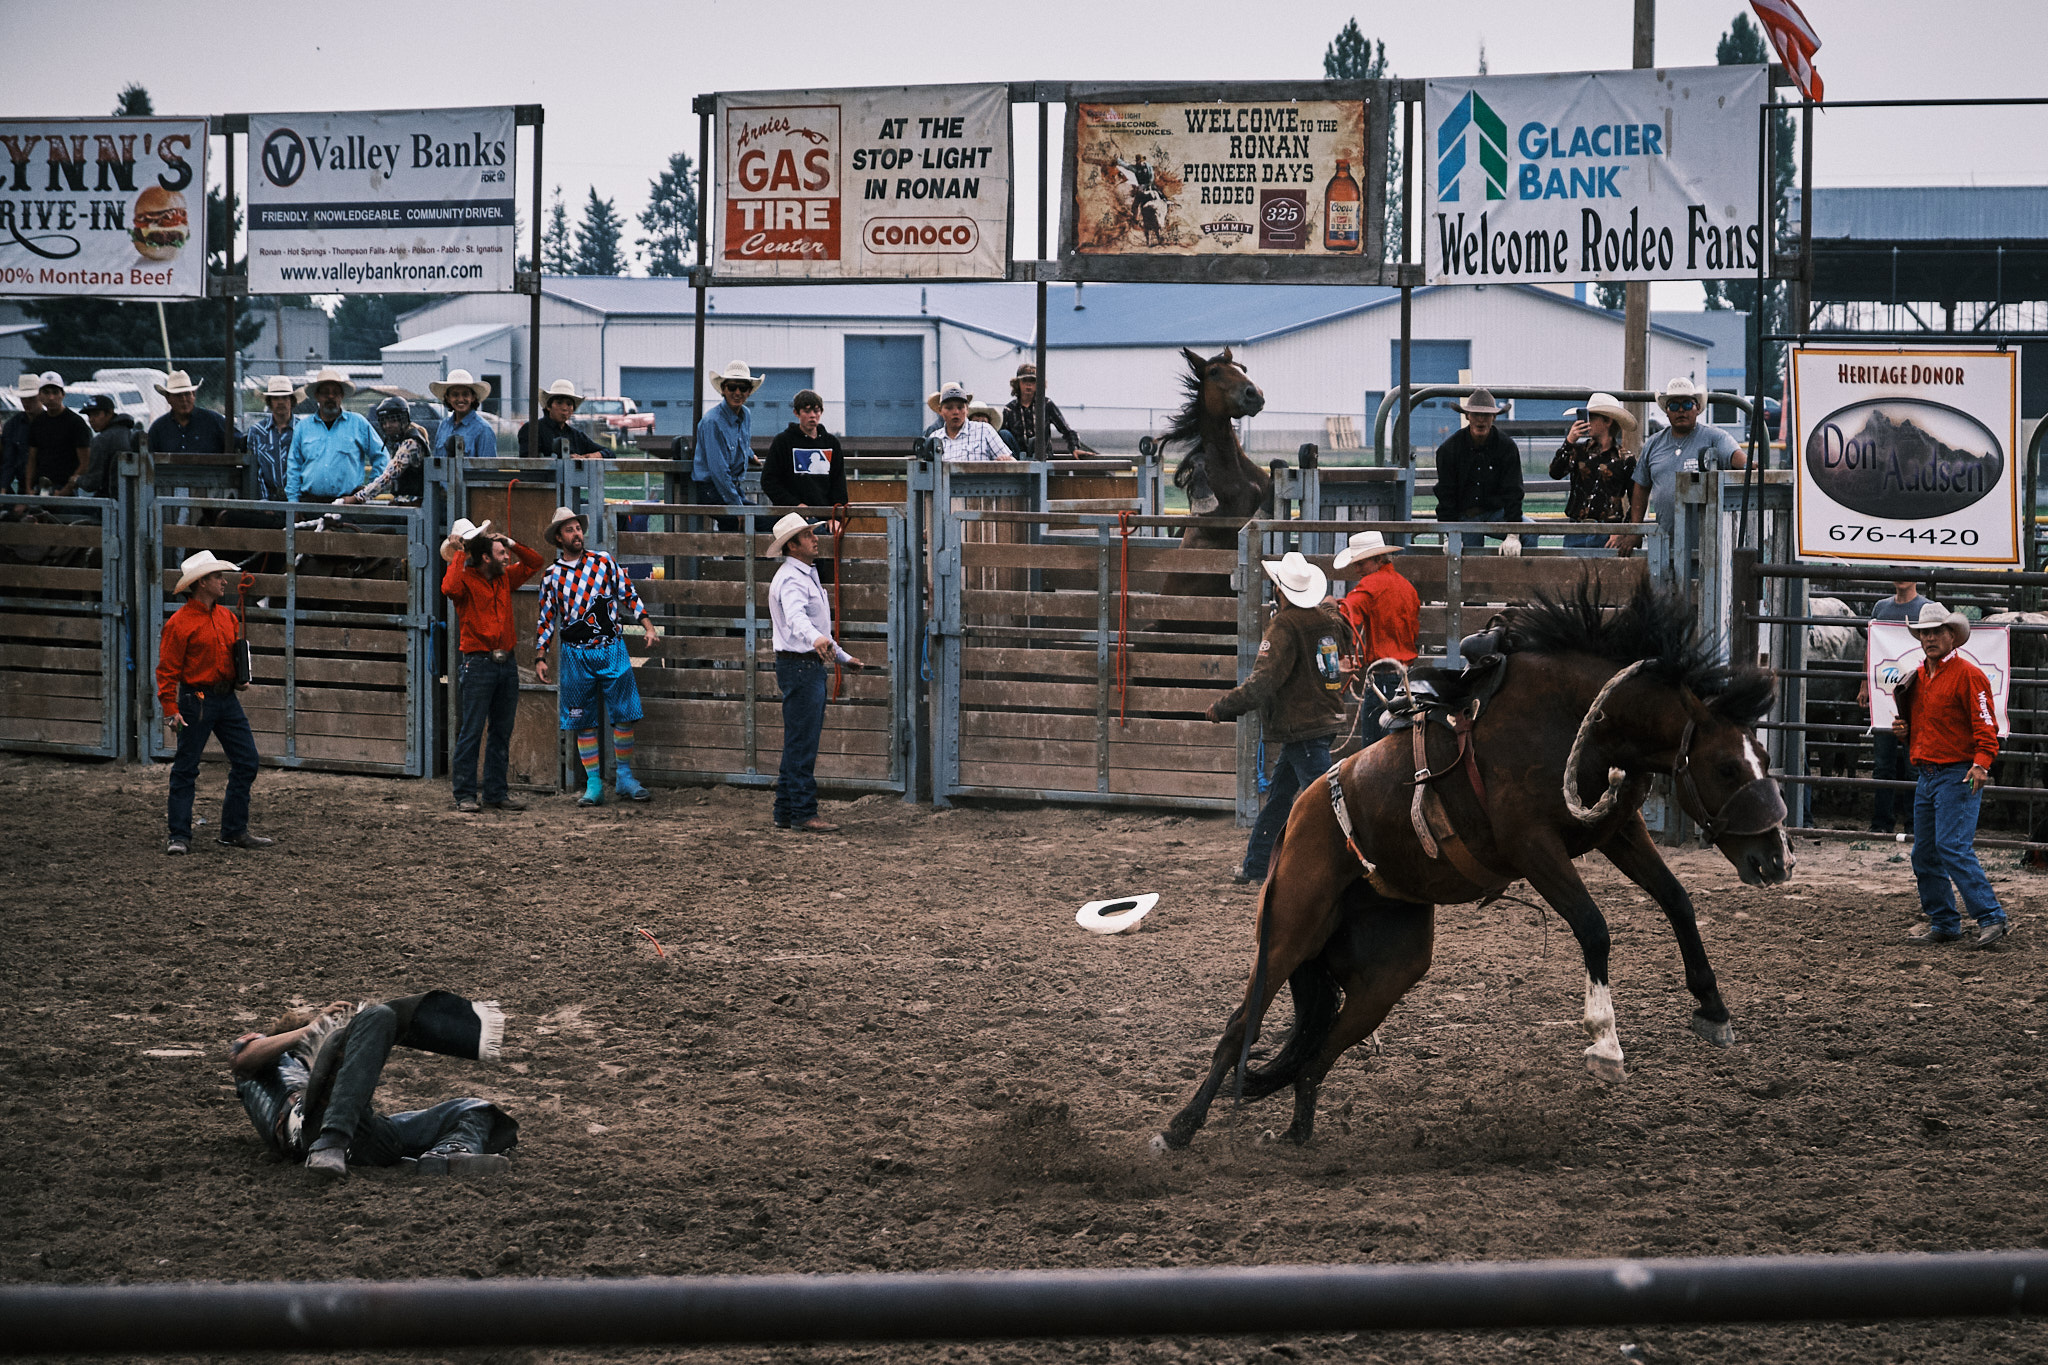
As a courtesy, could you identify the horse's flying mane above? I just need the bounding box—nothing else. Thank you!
[1161,348,1235,452]
[1502,578,1775,726]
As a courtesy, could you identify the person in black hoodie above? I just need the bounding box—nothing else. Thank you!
[762,389,848,524]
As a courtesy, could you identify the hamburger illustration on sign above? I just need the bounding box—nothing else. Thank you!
[130,185,190,262]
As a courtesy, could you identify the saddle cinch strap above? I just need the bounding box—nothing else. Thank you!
[1323,767,1409,902]
[1406,707,1516,894]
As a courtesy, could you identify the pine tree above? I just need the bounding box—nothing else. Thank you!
[1322,20,1402,255]
[637,153,699,277]
[1595,282,1627,310]
[1702,12,1796,398]
[540,188,575,274]
[114,83,153,116]
[572,189,627,276]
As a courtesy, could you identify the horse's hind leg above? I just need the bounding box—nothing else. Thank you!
[1282,891,1434,1145]
[1599,814,1736,1047]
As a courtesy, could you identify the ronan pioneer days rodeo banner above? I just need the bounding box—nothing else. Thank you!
[1423,66,1765,285]
[0,117,208,299]
[715,84,1010,280]
[1793,347,2021,567]
[247,107,516,294]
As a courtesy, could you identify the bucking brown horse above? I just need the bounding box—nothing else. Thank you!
[1160,348,1273,604]
[1158,580,1793,1150]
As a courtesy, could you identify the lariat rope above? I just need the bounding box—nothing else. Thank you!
[1114,510,1135,727]
[504,477,519,535]
[1563,658,1650,824]
[830,502,850,701]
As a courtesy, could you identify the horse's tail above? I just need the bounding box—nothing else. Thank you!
[1239,954,1341,1100]
[1232,821,1285,1107]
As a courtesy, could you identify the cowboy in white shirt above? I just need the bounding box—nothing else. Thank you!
[928,382,1013,462]
[767,513,866,833]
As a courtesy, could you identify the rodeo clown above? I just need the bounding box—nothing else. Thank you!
[534,506,657,806]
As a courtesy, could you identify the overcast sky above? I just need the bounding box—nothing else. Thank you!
[22,0,2048,309]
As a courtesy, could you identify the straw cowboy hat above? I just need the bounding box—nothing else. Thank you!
[1583,392,1639,433]
[429,369,491,402]
[1009,362,1039,395]
[1261,551,1328,608]
[768,511,821,556]
[544,505,588,547]
[255,374,297,402]
[14,374,40,398]
[1075,891,1159,936]
[1657,377,1705,410]
[709,361,764,396]
[967,401,1003,426]
[1456,388,1504,415]
[447,517,493,543]
[174,550,238,594]
[1332,528,1402,570]
[1909,602,1972,642]
[304,367,356,398]
[542,379,584,409]
[155,370,200,397]
[925,381,973,414]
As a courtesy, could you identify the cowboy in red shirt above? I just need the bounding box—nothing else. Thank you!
[157,552,272,856]
[440,518,543,813]
[1892,603,2008,948]
[1333,529,1418,747]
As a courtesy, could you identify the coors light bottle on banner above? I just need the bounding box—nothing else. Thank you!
[1323,158,1362,253]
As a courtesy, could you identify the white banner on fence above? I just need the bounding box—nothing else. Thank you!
[715,84,1010,280]
[1866,621,2010,736]
[0,118,208,299]
[1422,65,1765,285]
[1792,347,2021,567]
[247,107,515,294]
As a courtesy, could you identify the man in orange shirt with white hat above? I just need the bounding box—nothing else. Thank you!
[158,551,270,855]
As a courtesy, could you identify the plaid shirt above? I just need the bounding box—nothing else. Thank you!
[244,414,297,501]
[536,550,645,653]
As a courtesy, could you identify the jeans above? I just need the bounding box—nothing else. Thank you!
[308,1005,516,1166]
[1911,762,2006,933]
[1562,533,1610,549]
[453,653,519,803]
[774,653,828,825]
[1242,736,1334,880]
[1871,730,1907,830]
[693,478,741,534]
[167,686,258,840]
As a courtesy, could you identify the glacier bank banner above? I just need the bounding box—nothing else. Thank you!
[1423,65,1765,285]
[248,107,515,293]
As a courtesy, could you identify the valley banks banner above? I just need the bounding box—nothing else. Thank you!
[1793,347,2021,567]
[247,107,515,294]
[715,84,1010,280]
[1423,65,1765,285]
[0,117,207,298]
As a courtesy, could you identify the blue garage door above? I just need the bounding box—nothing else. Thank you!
[620,367,694,438]
[744,369,815,425]
[843,335,925,438]
[1386,339,1471,454]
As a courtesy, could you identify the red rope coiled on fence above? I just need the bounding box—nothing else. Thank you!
[1115,509,1135,728]
[830,502,851,701]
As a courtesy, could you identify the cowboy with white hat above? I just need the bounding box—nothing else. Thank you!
[1332,529,1418,727]
[245,375,301,502]
[157,551,271,856]
[1208,551,1350,884]
[767,510,866,833]
[2,373,55,496]
[285,368,386,504]
[1002,361,1094,456]
[1434,386,1526,554]
[695,362,763,530]
[1892,602,2011,949]
[520,379,603,459]
[1550,392,1640,548]
[442,512,543,813]
[1608,376,1745,567]
[144,368,234,461]
[928,381,1012,463]
[430,369,495,459]
[534,505,656,806]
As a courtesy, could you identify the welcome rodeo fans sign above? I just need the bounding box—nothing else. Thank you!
[714,85,1010,281]
[1792,348,2021,566]
[1422,66,1765,285]
[0,117,208,298]
[247,107,516,294]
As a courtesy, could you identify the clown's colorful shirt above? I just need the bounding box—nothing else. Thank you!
[537,550,646,652]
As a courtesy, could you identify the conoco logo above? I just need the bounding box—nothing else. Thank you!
[1804,398,2004,519]
[863,217,977,255]
[261,129,305,187]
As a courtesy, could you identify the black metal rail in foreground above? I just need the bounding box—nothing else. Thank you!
[4,1254,2046,1353]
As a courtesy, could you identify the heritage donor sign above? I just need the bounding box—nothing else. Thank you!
[1793,347,2021,567]
[715,84,1010,280]
[0,117,208,299]
[1423,65,1765,285]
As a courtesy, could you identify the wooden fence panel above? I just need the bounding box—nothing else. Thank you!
[0,498,123,759]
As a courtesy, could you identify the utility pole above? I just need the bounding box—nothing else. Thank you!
[1623,0,1654,429]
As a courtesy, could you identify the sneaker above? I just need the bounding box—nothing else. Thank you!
[1974,920,2011,949]
[216,832,274,849]
[304,1146,348,1180]
[616,771,650,802]
[1231,870,1255,885]
[796,817,840,833]
[417,1149,509,1178]
[483,797,527,811]
[455,799,482,813]
[166,838,189,856]
[1905,923,1963,945]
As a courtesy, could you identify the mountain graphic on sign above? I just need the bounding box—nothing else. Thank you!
[1804,400,2004,520]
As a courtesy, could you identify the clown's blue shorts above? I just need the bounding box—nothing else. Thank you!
[558,636,643,731]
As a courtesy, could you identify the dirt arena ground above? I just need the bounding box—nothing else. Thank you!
[4,751,2047,1364]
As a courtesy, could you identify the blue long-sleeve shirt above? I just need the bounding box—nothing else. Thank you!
[286,410,386,502]
[693,402,752,506]
[434,409,496,459]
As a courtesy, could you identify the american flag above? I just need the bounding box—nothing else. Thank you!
[1751,0,1825,103]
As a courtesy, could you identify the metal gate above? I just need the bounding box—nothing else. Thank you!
[0,492,126,759]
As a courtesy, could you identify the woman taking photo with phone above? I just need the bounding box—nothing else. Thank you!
[1549,392,1638,549]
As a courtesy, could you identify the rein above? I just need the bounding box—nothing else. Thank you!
[1563,659,1650,824]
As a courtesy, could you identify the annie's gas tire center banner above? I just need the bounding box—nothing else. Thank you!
[716,84,1010,280]
[247,107,515,294]
[0,118,207,298]
[1423,65,1765,285]
[1866,621,2011,737]
[1793,347,2021,567]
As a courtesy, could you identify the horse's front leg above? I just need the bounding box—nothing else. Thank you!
[1598,813,1736,1048]
[1517,844,1626,1084]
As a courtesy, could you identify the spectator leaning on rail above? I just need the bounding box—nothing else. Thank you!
[519,379,605,458]
[1608,377,1744,572]
[762,388,848,522]
[768,511,866,834]
[441,517,543,814]
[1432,388,1523,552]
[1550,392,1638,549]
[339,396,429,505]
[146,370,232,456]
[25,371,89,496]
[535,506,656,808]
[244,376,299,503]
[157,551,270,856]
[1859,579,1933,835]
[0,373,43,495]
[1893,603,2010,949]
[286,369,386,504]
[1209,551,1349,886]
[695,361,760,531]
[1001,363,1094,457]
[929,383,1013,462]
[77,394,138,499]
[431,370,496,459]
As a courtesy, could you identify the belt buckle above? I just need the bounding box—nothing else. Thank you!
[491,649,512,663]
